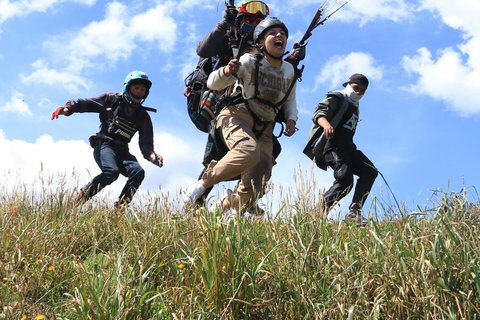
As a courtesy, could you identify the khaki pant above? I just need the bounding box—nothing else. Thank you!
[201,106,274,211]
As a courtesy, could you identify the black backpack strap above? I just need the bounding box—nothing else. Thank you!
[107,96,123,118]
[142,106,157,113]
[326,91,349,128]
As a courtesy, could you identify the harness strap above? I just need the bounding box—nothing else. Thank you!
[244,100,271,138]
[214,53,300,139]
[249,53,298,116]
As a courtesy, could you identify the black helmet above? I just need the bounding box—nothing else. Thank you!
[253,17,288,44]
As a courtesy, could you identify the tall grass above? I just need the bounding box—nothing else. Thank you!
[1,171,480,319]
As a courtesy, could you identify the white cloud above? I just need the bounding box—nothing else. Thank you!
[129,5,177,52]
[419,0,480,37]
[402,47,479,115]
[66,2,177,69]
[0,130,93,174]
[339,0,414,26]
[0,128,206,206]
[313,52,383,91]
[38,97,53,109]
[281,0,414,25]
[402,0,480,116]
[173,0,217,13]
[20,2,178,92]
[178,21,203,80]
[20,59,93,92]
[1,91,32,116]
[0,0,96,28]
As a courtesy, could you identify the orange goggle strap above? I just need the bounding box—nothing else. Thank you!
[238,1,269,17]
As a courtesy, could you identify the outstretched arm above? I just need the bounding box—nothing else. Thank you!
[51,105,71,120]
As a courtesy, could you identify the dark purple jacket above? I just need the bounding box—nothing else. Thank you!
[66,92,155,160]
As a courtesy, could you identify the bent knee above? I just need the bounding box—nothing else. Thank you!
[366,166,378,181]
[243,148,261,168]
[136,168,145,182]
[103,169,120,183]
[236,139,261,167]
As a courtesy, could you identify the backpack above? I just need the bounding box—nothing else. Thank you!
[183,57,218,133]
[303,91,348,170]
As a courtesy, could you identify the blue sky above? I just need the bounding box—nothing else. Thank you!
[0,0,479,218]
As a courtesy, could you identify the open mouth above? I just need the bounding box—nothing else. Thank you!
[274,39,284,49]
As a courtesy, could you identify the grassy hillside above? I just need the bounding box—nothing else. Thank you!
[1,180,479,319]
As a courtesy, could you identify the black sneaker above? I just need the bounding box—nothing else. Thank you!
[345,210,368,227]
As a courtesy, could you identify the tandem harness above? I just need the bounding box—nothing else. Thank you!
[215,53,299,139]
[202,53,300,166]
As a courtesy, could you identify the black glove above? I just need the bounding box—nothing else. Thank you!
[222,5,237,24]
[290,42,306,61]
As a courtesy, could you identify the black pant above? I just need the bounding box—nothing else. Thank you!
[323,148,377,210]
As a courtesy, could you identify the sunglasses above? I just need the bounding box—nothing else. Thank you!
[238,1,269,17]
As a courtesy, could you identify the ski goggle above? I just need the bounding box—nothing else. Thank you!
[237,1,269,17]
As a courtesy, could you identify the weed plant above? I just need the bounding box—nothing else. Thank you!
[1,172,480,319]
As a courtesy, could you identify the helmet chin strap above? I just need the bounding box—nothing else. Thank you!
[256,44,288,61]
[124,91,144,106]
[257,44,290,60]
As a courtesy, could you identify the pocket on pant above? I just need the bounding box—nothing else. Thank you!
[324,151,340,168]
[225,126,252,150]
[219,120,255,150]
[333,163,350,181]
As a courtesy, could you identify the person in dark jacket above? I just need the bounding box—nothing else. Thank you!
[51,70,163,208]
[197,0,270,66]
[305,73,377,226]
[197,0,305,69]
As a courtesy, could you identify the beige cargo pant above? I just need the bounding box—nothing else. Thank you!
[201,105,274,211]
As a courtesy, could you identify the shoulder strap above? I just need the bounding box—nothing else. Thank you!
[142,106,157,113]
[109,96,123,117]
[253,53,263,97]
[326,90,349,128]
[250,54,299,115]
[110,97,157,114]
